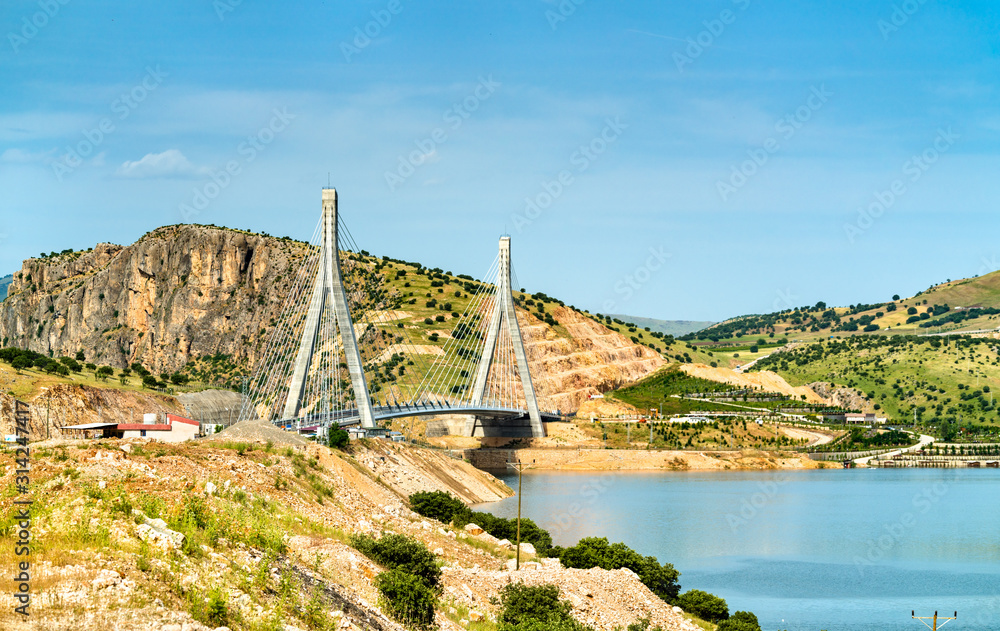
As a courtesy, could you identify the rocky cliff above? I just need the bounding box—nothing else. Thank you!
[0,226,665,413]
[0,226,311,376]
[521,305,665,412]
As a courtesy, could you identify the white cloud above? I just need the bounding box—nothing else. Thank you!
[115,149,206,179]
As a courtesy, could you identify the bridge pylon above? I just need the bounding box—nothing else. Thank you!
[282,188,376,429]
[465,237,545,438]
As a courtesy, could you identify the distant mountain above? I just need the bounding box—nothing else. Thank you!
[607,314,714,337]
[0,274,11,302]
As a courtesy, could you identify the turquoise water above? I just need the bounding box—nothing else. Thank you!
[477,468,1000,631]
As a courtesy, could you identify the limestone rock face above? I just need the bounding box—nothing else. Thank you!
[0,226,311,373]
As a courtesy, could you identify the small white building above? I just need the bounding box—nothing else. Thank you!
[844,413,887,426]
[61,413,200,442]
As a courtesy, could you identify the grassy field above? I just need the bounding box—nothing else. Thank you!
[752,335,1000,439]
[579,417,810,451]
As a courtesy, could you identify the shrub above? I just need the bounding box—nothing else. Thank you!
[351,533,441,588]
[327,427,350,448]
[554,537,680,602]
[409,490,465,523]
[717,611,762,631]
[497,583,591,631]
[375,569,436,628]
[452,508,552,555]
[677,589,729,622]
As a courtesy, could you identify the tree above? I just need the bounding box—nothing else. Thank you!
[409,491,465,523]
[327,427,349,448]
[555,537,680,602]
[350,533,441,588]
[893,294,901,301]
[75,350,85,361]
[11,356,32,373]
[142,374,160,389]
[717,611,761,631]
[96,366,114,381]
[677,590,729,623]
[496,583,586,631]
[374,569,436,629]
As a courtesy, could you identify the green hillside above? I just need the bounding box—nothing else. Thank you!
[683,270,1000,349]
[751,334,1000,440]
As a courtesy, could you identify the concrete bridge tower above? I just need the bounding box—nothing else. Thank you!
[466,237,545,438]
[282,188,376,429]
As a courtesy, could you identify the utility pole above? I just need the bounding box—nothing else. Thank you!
[912,611,956,631]
[507,460,532,570]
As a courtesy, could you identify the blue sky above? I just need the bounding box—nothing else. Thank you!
[2,1,999,322]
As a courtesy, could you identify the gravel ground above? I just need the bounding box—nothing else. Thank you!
[207,419,309,446]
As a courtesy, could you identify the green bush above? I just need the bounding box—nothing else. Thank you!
[553,537,680,602]
[452,508,552,555]
[677,589,729,623]
[409,490,465,523]
[375,569,436,629]
[351,533,441,588]
[327,427,350,448]
[717,611,762,631]
[497,583,592,631]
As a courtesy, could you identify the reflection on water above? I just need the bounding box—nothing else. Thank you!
[475,468,1000,631]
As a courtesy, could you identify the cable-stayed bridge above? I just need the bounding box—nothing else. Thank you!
[237,189,555,439]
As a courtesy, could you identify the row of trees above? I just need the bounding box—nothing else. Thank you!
[0,346,191,389]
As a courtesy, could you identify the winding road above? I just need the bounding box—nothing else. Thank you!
[853,432,935,466]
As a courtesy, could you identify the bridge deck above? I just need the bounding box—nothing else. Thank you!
[274,404,560,428]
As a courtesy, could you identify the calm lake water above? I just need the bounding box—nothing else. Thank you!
[476,468,1000,631]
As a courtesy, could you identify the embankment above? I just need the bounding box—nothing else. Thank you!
[464,447,826,471]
